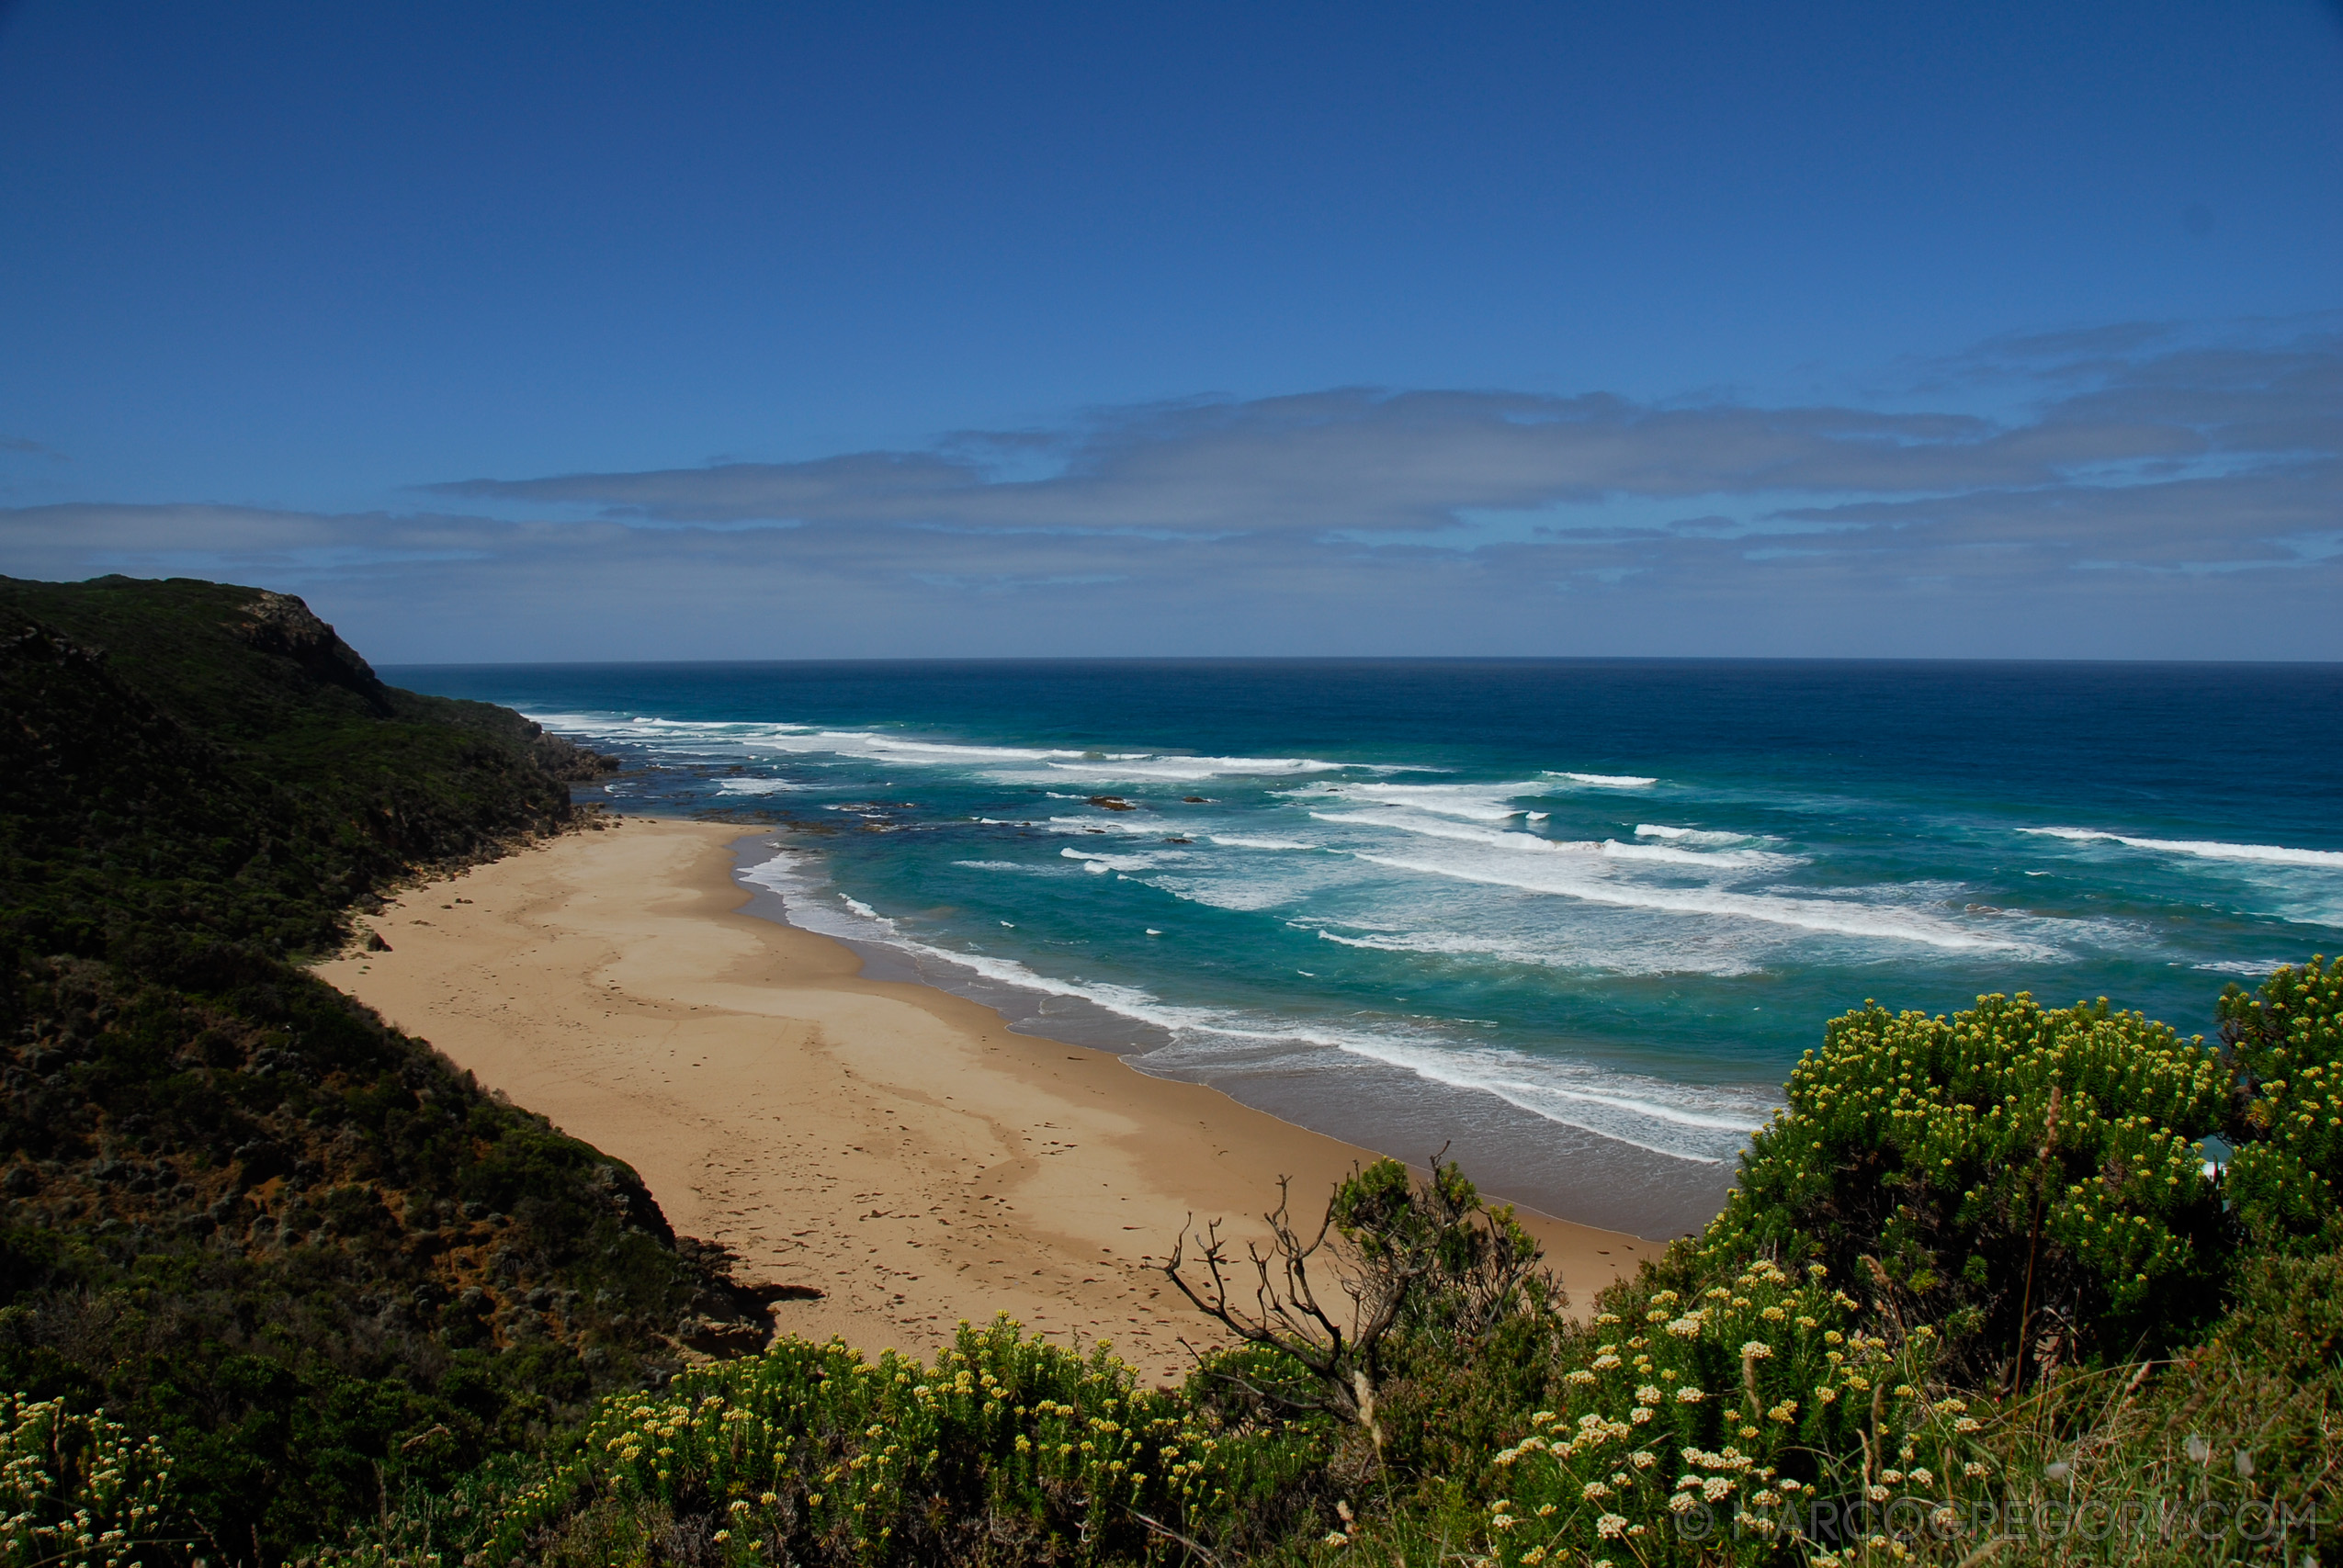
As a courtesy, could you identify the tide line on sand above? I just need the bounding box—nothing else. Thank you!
[314,817,1658,1381]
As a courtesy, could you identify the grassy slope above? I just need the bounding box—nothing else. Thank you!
[0,577,775,1562]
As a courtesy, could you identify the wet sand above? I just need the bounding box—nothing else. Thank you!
[313,817,1661,1382]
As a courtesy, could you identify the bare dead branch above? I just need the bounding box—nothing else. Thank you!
[1160,1152,1559,1460]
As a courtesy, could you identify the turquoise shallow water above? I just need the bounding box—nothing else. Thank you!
[387,659,2343,1235]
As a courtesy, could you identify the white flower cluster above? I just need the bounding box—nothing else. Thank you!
[2,1393,173,1568]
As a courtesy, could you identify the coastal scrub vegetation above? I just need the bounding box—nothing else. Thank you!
[5,576,2337,1564]
[314,973,2339,1567]
[1,577,777,1562]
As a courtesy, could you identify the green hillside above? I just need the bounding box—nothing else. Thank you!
[0,577,784,1560]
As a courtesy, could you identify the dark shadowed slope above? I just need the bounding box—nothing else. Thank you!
[0,576,775,1562]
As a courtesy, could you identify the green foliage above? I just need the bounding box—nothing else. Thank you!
[1702,993,2235,1377]
[2216,954,2343,1250]
[0,1393,179,1567]
[1368,1309,1567,1495]
[318,964,2343,1567]
[0,576,582,962]
[1285,965,2339,1566]
[1477,1258,1926,1565]
[0,576,743,1563]
[1305,1250,2339,1568]
[1330,1156,1550,1343]
[323,1318,1333,1567]
[0,873,729,1556]
[1166,1154,1553,1463]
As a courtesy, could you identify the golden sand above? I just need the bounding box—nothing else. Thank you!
[313,818,1658,1382]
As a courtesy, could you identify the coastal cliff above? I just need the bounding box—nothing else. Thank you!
[0,576,775,1554]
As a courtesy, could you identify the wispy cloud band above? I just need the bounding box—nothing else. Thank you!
[5,322,2337,660]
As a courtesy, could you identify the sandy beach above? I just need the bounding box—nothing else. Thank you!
[312,817,1660,1382]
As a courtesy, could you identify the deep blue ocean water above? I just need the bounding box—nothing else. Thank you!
[385,660,2343,1235]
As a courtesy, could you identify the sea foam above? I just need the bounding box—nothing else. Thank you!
[1636,824,1760,848]
[737,848,1771,1165]
[1311,808,1791,872]
[1347,847,2036,953]
[528,710,1341,784]
[2022,827,2343,870]
[1310,779,1550,822]
[1549,771,1659,789]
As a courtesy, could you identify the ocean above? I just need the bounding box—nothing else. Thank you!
[384,659,2343,1237]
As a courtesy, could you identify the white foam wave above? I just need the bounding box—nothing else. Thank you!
[735,849,1766,1164]
[950,860,1027,871]
[1550,771,1658,789]
[1314,925,1765,978]
[527,711,1341,784]
[1209,835,1320,851]
[1042,816,1169,837]
[1315,808,1596,852]
[1144,875,1308,913]
[839,895,893,928]
[1312,779,1548,823]
[1599,839,1793,870]
[2194,958,2294,976]
[2022,827,2343,870]
[1321,1036,1769,1157]
[738,852,913,951]
[1034,755,1341,783]
[1059,847,1190,874]
[1636,825,1756,848]
[714,777,804,795]
[1314,809,1789,871]
[1349,847,2033,952]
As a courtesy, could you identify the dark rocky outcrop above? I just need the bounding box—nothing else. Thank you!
[229,588,398,716]
[529,728,624,781]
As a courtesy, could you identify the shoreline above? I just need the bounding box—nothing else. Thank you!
[314,817,1663,1380]
[729,837,1742,1239]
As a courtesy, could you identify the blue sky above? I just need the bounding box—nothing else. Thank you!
[3,1,2339,660]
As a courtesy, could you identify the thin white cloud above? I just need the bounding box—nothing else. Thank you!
[3,323,2337,660]
[430,385,2197,534]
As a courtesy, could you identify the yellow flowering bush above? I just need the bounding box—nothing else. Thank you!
[350,1314,1321,1566]
[1465,969,2342,1565]
[301,965,2343,1566]
[0,1393,175,1568]
[1477,1258,1945,1564]
[2217,956,2343,1249]
[1700,992,2233,1375]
